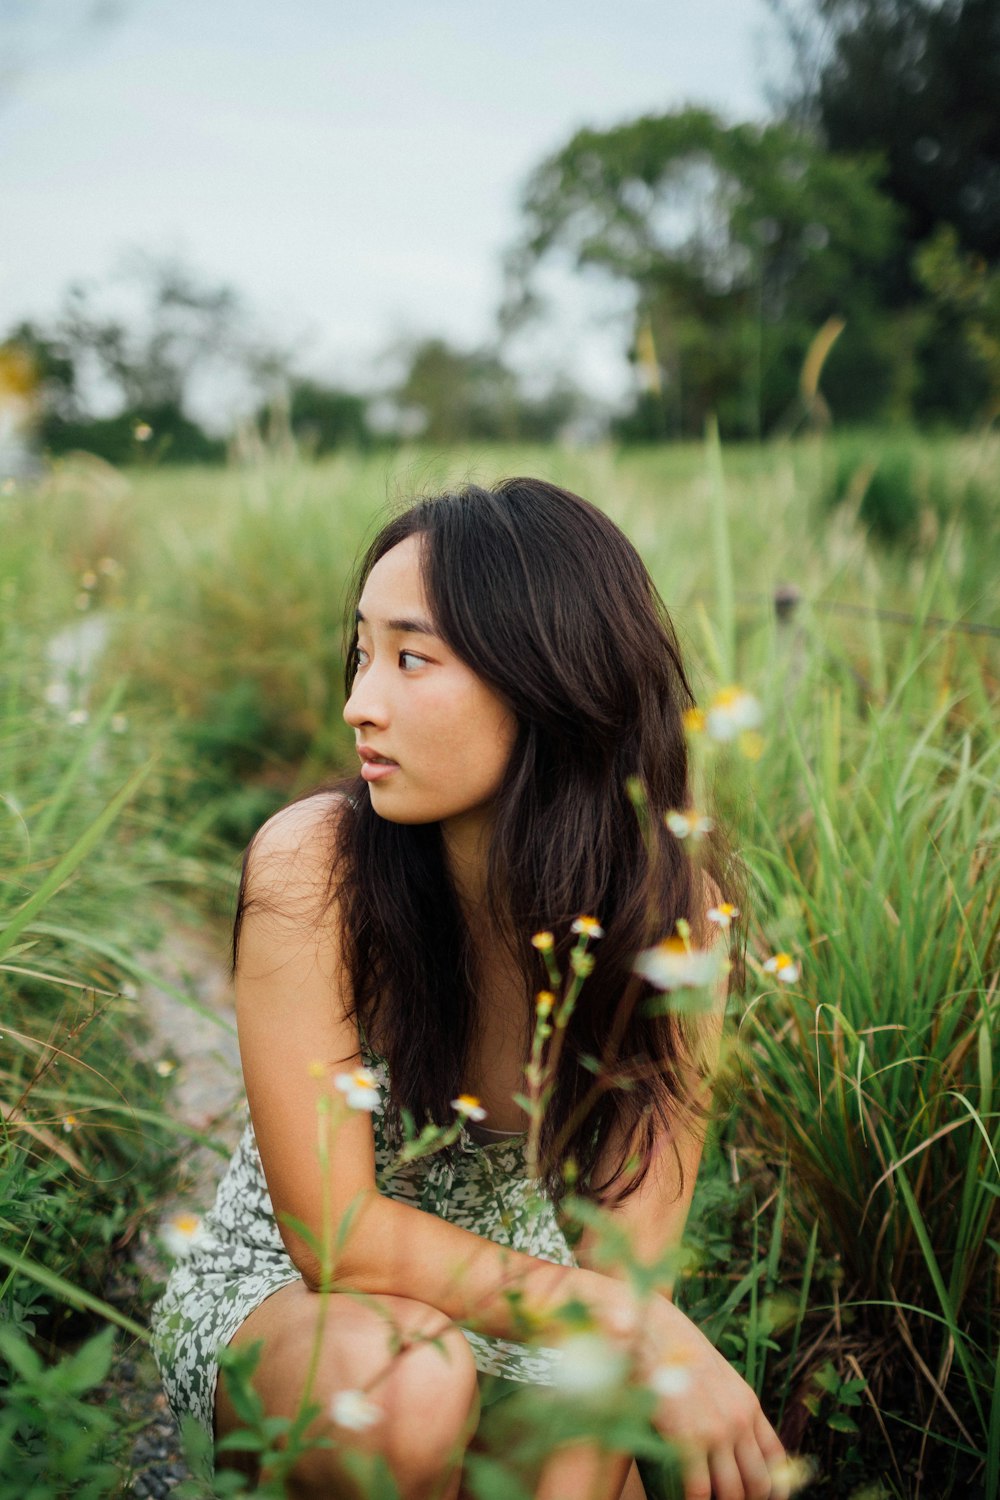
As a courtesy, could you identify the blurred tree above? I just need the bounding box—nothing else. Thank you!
[388,337,581,443]
[57,252,248,412]
[767,0,998,423]
[504,108,901,435]
[772,0,1000,265]
[392,337,519,443]
[284,379,372,454]
[37,403,225,465]
[0,322,78,420]
[915,224,1000,422]
[1,254,282,463]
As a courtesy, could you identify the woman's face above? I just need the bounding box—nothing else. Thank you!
[344,534,518,839]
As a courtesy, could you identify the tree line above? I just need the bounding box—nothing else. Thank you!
[2,0,997,462]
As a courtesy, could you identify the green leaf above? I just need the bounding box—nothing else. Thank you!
[178,1412,215,1481]
[826,1413,860,1434]
[0,1245,148,1340]
[463,1453,534,1500]
[216,1430,268,1454]
[0,1323,42,1380]
[60,1325,115,1393]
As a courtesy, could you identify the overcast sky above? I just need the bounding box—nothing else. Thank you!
[1,0,787,418]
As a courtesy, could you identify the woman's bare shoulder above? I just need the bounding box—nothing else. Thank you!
[245,791,350,881]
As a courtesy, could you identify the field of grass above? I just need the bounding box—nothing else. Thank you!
[1,430,997,1497]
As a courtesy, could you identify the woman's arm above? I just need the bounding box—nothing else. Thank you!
[236,795,653,1343]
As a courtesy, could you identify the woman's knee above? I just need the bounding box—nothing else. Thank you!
[376,1318,480,1472]
[217,1283,479,1493]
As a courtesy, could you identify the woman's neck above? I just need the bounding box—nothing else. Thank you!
[441,813,524,1004]
[441,810,493,920]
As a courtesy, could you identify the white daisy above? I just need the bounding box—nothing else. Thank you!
[552,1333,629,1396]
[634,938,724,992]
[451,1094,487,1122]
[665,810,715,840]
[334,1066,384,1112]
[706,688,763,742]
[706,903,739,929]
[330,1389,382,1431]
[763,952,800,984]
[160,1211,210,1259]
[571,916,605,939]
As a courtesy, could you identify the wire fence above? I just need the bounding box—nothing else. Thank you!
[732,589,1000,641]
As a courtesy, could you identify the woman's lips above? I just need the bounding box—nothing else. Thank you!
[358,748,399,782]
[360,759,398,782]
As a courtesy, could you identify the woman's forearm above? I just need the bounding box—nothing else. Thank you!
[310,1189,673,1351]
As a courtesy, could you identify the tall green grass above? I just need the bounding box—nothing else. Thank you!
[1,432,996,1495]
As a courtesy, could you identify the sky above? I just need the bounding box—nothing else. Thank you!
[1,0,787,422]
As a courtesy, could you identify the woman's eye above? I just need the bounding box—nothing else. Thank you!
[354,646,369,672]
[399,651,425,671]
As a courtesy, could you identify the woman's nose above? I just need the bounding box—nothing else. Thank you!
[343,667,387,730]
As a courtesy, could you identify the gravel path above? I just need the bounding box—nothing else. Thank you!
[105,918,246,1496]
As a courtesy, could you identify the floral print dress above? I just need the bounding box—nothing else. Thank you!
[150,1050,578,1439]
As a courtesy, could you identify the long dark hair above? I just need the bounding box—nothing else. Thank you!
[237,477,738,1206]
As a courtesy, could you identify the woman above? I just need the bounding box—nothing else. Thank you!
[152,477,789,1500]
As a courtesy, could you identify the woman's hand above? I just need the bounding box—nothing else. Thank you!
[616,1296,792,1500]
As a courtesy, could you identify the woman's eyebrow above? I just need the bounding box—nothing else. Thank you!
[355,608,440,638]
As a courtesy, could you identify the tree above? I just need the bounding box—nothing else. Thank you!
[390,338,520,443]
[775,0,1000,264]
[287,380,372,453]
[385,337,581,444]
[1,254,286,463]
[915,224,1000,422]
[768,0,999,422]
[504,109,902,435]
[57,251,249,413]
[0,321,78,420]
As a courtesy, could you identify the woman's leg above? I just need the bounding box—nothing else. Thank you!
[215,1278,480,1500]
[533,1447,648,1500]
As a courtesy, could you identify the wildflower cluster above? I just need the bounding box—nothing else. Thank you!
[522,915,606,1177]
